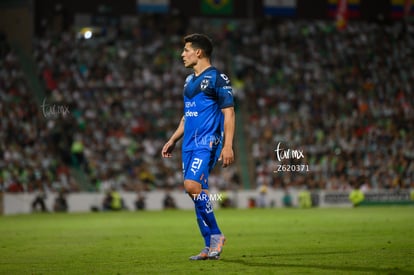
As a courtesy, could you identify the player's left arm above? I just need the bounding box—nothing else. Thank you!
[220,107,235,167]
[216,72,235,167]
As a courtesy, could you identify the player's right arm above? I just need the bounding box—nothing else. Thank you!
[161,116,185,158]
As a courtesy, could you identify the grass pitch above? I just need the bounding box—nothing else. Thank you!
[0,207,413,275]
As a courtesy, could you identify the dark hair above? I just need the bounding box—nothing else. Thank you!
[183,33,213,58]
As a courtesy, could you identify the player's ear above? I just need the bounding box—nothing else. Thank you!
[195,48,203,58]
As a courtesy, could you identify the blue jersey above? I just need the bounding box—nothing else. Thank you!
[182,67,234,152]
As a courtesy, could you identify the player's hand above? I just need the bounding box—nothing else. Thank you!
[161,140,176,158]
[219,146,234,167]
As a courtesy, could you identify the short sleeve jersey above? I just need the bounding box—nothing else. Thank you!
[182,66,234,152]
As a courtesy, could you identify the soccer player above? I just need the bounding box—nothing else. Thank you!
[161,33,235,260]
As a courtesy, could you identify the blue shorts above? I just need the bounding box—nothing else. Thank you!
[182,148,221,189]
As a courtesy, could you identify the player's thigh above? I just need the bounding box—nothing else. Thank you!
[182,149,216,189]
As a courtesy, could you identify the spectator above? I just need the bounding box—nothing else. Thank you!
[257,183,268,208]
[298,187,312,208]
[31,190,48,212]
[163,191,177,209]
[282,189,293,207]
[102,188,124,211]
[135,192,146,211]
[349,187,365,207]
[219,190,233,208]
[53,190,68,212]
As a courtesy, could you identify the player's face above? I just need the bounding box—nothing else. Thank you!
[181,42,199,68]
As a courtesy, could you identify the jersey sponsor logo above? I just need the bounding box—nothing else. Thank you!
[185,101,196,108]
[185,110,199,117]
[200,79,209,90]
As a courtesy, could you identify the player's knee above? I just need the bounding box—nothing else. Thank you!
[184,180,201,197]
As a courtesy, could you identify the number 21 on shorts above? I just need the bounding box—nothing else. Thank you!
[191,158,203,175]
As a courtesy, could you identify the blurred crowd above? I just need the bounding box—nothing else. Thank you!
[33,15,188,193]
[235,20,414,191]
[1,15,413,194]
[1,33,81,193]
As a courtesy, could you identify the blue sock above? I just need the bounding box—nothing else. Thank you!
[193,191,221,235]
[195,207,210,247]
